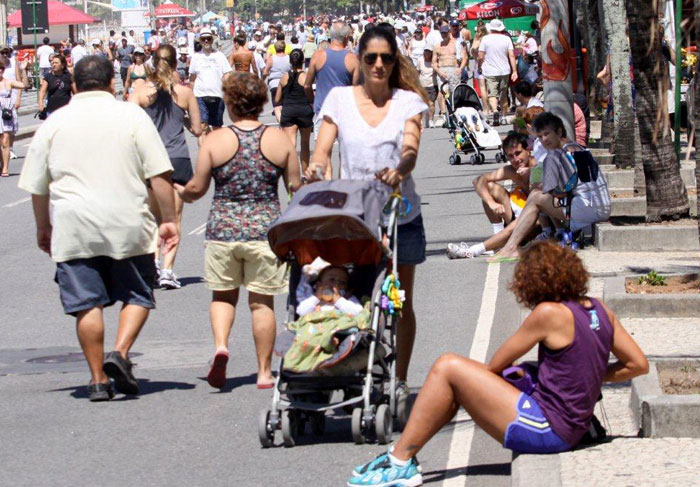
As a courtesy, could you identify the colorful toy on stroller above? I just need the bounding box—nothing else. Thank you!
[442,82,506,165]
[258,180,411,448]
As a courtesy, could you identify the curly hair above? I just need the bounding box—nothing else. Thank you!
[509,241,589,309]
[222,72,268,118]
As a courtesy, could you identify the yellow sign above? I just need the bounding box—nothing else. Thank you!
[225,0,234,6]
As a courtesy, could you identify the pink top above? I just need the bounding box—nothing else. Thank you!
[574,103,587,146]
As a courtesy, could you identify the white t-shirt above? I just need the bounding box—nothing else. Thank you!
[71,45,87,65]
[189,50,232,98]
[18,91,173,263]
[478,33,514,77]
[318,86,427,224]
[37,45,54,69]
[527,97,544,108]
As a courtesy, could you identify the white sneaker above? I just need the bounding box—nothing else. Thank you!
[447,242,475,259]
[10,150,16,160]
[158,269,181,289]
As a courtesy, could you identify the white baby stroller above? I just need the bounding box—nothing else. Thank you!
[443,82,506,165]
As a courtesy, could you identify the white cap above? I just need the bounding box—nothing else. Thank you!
[200,27,212,36]
[488,19,506,32]
[178,47,188,55]
[177,37,187,46]
[91,38,101,45]
[247,41,257,50]
[254,30,262,36]
[134,46,145,54]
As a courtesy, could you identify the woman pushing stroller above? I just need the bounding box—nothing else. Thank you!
[348,241,649,487]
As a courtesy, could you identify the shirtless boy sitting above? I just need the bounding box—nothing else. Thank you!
[447,132,537,259]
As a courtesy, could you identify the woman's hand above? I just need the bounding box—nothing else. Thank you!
[304,162,327,182]
[376,167,403,188]
[173,183,194,203]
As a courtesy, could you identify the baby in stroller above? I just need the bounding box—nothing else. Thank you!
[297,264,363,317]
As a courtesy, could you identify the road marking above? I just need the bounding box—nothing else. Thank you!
[443,262,500,487]
[188,223,206,235]
[3,196,30,208]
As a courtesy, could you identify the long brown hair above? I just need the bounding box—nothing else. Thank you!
[358,24,429,105]
[150,44,177,94]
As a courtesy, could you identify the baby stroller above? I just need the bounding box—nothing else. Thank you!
[258,180,410,448]
[443,82,506,165]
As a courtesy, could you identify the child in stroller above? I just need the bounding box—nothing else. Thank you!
[296,263,363,317]
[443,82,506,165]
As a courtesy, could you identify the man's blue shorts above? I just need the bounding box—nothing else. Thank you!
[54,254,157,316]
[504,393,571,454]
[397,214,427,266]
[197,96,225,128]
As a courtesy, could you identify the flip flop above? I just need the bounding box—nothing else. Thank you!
[486,255,520,264]
[1,173,9,177]
[257,381,275,390]
[207,350,229,389]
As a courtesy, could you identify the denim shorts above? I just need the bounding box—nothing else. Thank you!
[54,254,157,316]
[397,214,427,266]
[504,393,571,454]
[197,96,225,127]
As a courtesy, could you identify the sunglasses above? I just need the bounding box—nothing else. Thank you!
[200,37,212,42]
[363,52,396,65]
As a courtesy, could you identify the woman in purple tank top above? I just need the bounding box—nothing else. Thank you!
[349,241,649,486]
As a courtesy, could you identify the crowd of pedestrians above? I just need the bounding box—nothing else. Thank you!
[8,7,651,487]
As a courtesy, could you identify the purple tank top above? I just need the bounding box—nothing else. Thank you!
[531,298,614,446]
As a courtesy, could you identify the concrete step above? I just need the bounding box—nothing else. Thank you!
[611,195,698,218]
[595,222,700,251]
[602,163,696,189]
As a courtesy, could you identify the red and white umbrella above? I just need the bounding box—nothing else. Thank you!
[458,0,539,21]
[144,2,196,18]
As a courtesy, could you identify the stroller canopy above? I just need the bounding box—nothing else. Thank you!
[268,180,391,266]
[452,84,483,111]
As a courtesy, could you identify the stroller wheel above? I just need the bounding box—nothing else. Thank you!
[351,407,366,444]
[469,154,478,165]
[449,154,458,165]
[281,409,298,447]
[258,408,275,448]
[311,412,326,436]
[478,153,486,165]
[375,404,393,445]
[396,390,413,430]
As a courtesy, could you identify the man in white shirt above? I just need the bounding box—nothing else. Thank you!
[189,27,232,141]
[18,55,178,402]
[71,39,87,65]
[477,19,517,125]
[514,80,544,108]
[425,17,444,51]
[36,37,54,78]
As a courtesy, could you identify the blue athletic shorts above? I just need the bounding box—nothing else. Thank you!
[397,214,426,266]
[504,393,571,454]
[54,254,157,316]
[197,96,225,127]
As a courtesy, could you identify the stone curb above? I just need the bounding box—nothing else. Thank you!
[511,452,562,487]
[631,360,700,438]
[602,164,695,189]
[603,274,700,317]
[610,195,698,218]
[594,222,700,252]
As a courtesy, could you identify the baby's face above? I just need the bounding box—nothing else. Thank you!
[316,268,349,293]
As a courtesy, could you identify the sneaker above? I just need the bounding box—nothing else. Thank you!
[446,242,474,259]
[10,150,17,160]
[103,351,139,395]
[534,231,553,241]
[159,269,181,290]
[87,382,114,402]
[349,454,423,486]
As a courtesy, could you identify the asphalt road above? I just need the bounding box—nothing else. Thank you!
[0,97,524,487]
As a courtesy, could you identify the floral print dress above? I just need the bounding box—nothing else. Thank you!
[206,124,284,242]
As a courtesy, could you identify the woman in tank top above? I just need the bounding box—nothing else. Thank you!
[348,241,649,486]
[130,44,201,290]
[275,49,313,173]
[38,54,75,117]
[262,40,291,122]
[408,29,426,67]
[228,35,258,76]
[176,72,301,390]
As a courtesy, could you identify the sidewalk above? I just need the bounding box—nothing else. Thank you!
[512,249,700,487]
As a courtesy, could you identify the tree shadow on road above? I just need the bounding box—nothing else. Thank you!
[196,373,257,393]
[50,379,196,399]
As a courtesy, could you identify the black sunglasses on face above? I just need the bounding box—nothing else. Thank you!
[363,52,396,65]
[201,37,212,42]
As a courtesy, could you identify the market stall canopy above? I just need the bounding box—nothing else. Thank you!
[415,5,435,12]
[8,1,98,28]
[145,1,196,18]
[194,11,226,23]
[458,0,539,21]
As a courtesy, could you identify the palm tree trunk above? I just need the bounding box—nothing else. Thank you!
[601,0,637,170]
[581,0,605,111]
[695,0,700,242]
[627,0,689,220]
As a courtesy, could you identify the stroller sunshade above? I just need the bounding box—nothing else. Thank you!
[268,180,390,266]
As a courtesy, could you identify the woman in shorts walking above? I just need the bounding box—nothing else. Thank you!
[275,49,313,173]
[177,72,301,389]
